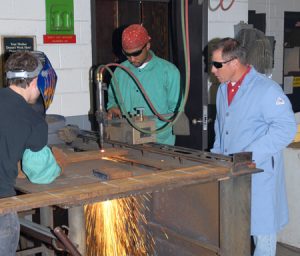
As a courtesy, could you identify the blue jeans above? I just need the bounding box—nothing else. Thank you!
[253,234,277,256]
[0,213,20,256]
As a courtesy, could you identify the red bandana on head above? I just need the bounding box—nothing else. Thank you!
[122,24,151,51]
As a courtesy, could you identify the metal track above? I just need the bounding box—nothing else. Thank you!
[76,129,233,166]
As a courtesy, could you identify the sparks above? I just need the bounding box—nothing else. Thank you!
[101,156,117,162]
[84,194,155,256]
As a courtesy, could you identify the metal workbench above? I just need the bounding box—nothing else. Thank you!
[0,142,260,256]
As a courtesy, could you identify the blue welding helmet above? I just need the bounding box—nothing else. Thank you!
[6,51,57,110]
[32,51,57,110]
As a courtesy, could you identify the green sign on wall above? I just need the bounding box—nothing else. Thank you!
[46,0,74,35]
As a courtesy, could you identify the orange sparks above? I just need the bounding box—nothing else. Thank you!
[84,194,155,256]
[101,156,118,162]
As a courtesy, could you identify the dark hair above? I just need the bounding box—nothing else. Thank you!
[211,37,247,65]
[5,51,39,88]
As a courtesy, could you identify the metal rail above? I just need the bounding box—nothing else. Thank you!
[19,218,82,256]
[53,227,82,256]
[75,129,233,165]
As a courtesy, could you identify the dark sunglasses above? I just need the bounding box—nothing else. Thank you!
[211,57,236,69]
[122,43,147,57]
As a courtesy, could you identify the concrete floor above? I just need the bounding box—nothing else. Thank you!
[276,242,300,256]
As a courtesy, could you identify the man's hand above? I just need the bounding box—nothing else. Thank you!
[17,161,26,179]
[107,107,122,120]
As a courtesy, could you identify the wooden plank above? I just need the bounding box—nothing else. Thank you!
[52,146,128,164]
[1,165,231,214]
[18,146,130,180]
[16,157,134,194]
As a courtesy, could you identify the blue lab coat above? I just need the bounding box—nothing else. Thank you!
[211,67,297,235]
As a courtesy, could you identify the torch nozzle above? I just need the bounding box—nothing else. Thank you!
[96,69,104,82]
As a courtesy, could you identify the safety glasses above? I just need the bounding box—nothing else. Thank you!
[122,43,147,57]
[211,57,236,69]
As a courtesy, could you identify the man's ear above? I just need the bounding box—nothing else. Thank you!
[29,77,38,88]
[231,58,239,68]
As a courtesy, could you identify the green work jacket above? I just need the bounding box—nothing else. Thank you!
[107,51,181,145]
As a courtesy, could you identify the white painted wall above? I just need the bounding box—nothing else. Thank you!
[0,0,295,115]
[0,0,249,118]
[249,0,300,84]
[208,0,248,103]
[280,147,300,248]
[208,0,249,40]
[0,0,92,117]
[209,0,300,85]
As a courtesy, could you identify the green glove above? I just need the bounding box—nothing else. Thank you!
[22,146,61,184]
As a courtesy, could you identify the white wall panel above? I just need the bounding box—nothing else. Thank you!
[13,0,45,20]
[80,69,90,93]
[47,94,62,114]
[59,45,92,69]
[0,1,13,18]
[60,92,90,116]
[0,0,91,117]
[54,69,82,94]
[278,147,300,248]
[74,0,91,21]
[208,23,235,40]
[208,0,248,40]
[79,21,91,45]
[249,0,300,84]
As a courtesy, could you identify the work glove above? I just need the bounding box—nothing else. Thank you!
[21,146,61,184]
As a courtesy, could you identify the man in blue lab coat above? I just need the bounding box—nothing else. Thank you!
[210,38,297,256]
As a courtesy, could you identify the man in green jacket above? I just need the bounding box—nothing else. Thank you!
[107,24,181,145]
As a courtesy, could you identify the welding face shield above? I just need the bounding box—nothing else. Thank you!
[32,51,57,110]
[6,51,57,110]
